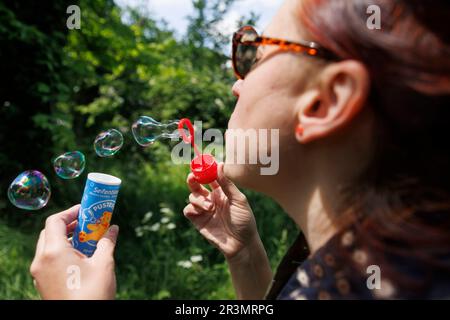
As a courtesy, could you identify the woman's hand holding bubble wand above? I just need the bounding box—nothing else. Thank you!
[179,118,261,259]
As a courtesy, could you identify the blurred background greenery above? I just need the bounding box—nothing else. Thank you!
[0,0,297,299]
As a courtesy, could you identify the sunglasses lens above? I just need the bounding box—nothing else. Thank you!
[235,28,258,78]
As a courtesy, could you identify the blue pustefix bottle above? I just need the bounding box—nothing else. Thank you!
[72,173,121,257]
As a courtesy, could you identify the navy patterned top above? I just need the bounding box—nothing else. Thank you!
[265,229,450,300]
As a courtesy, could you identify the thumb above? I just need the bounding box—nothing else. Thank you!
[216,163,245,201]
[92,225,119,261]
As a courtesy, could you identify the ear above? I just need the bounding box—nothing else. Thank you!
[295,60,370,144]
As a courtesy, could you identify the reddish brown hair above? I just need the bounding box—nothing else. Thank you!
[300,0,450,296]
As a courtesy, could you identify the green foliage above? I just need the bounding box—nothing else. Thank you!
[0,0,74,187]
[0,223,39,299]
[0,0,298,299]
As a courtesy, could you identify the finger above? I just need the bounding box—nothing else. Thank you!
[66,221,77,245]
[215,163,245,201]
[183,203,205,218]
[209,181,220,190]
[187,173,210,196]
[66,220,78,235]
[92,225,119,262]
[35,229,46,258]
[45,204,81,247]
[189,193,214,211]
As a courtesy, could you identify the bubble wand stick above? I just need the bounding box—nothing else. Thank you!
[178,118,218,185]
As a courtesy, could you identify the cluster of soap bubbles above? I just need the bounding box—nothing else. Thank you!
[7,116,179,211]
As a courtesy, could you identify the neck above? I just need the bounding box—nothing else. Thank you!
[297,187,339,253]
[275,178,340,254]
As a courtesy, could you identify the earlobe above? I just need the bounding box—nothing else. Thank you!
[293,90,321,144]
[295,125,304,137]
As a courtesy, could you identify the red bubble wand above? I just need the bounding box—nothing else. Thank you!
[178,118,218,184]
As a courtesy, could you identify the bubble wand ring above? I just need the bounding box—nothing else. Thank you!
[178,118,218,185]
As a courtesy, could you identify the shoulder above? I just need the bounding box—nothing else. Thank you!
[277,230,376,299]
[277,229,450,300]
[276,228,450,300]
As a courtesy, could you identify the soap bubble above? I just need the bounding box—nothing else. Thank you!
[7,170,51,210]
[53,151,85,179]
[132,116,180,147]
[94,129,123,157]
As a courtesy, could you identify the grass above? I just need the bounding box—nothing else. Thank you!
[0,223,39,299]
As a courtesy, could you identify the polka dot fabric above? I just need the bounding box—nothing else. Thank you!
[266,229,450,300]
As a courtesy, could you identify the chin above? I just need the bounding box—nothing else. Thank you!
[223,162,242,182]
[223,162,265,190]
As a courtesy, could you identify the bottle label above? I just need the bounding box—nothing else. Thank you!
[72,178,120,257]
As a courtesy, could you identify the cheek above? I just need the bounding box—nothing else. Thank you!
[227,85,260,130]
[230,56,303,129]
[225,97,297,170]
[229,84,295,131]
[226,80,298,169]
[232,95,297,136]
[224,55,305,181]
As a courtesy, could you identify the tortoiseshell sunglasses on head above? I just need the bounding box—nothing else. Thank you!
[232,25,337,80]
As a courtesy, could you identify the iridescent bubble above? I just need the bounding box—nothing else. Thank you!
[94,129,124,157]
[132,116,180,147]
[7,170,51,210]
[53,151,86,179]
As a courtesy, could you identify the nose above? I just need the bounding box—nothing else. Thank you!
[232,80,243,98]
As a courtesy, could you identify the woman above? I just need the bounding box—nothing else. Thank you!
[30,0,450,299]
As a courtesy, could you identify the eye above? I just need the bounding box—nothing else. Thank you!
[256,47,264,59]
[251,47,264,68]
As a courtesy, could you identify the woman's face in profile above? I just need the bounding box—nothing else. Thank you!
[224,0,321,190]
